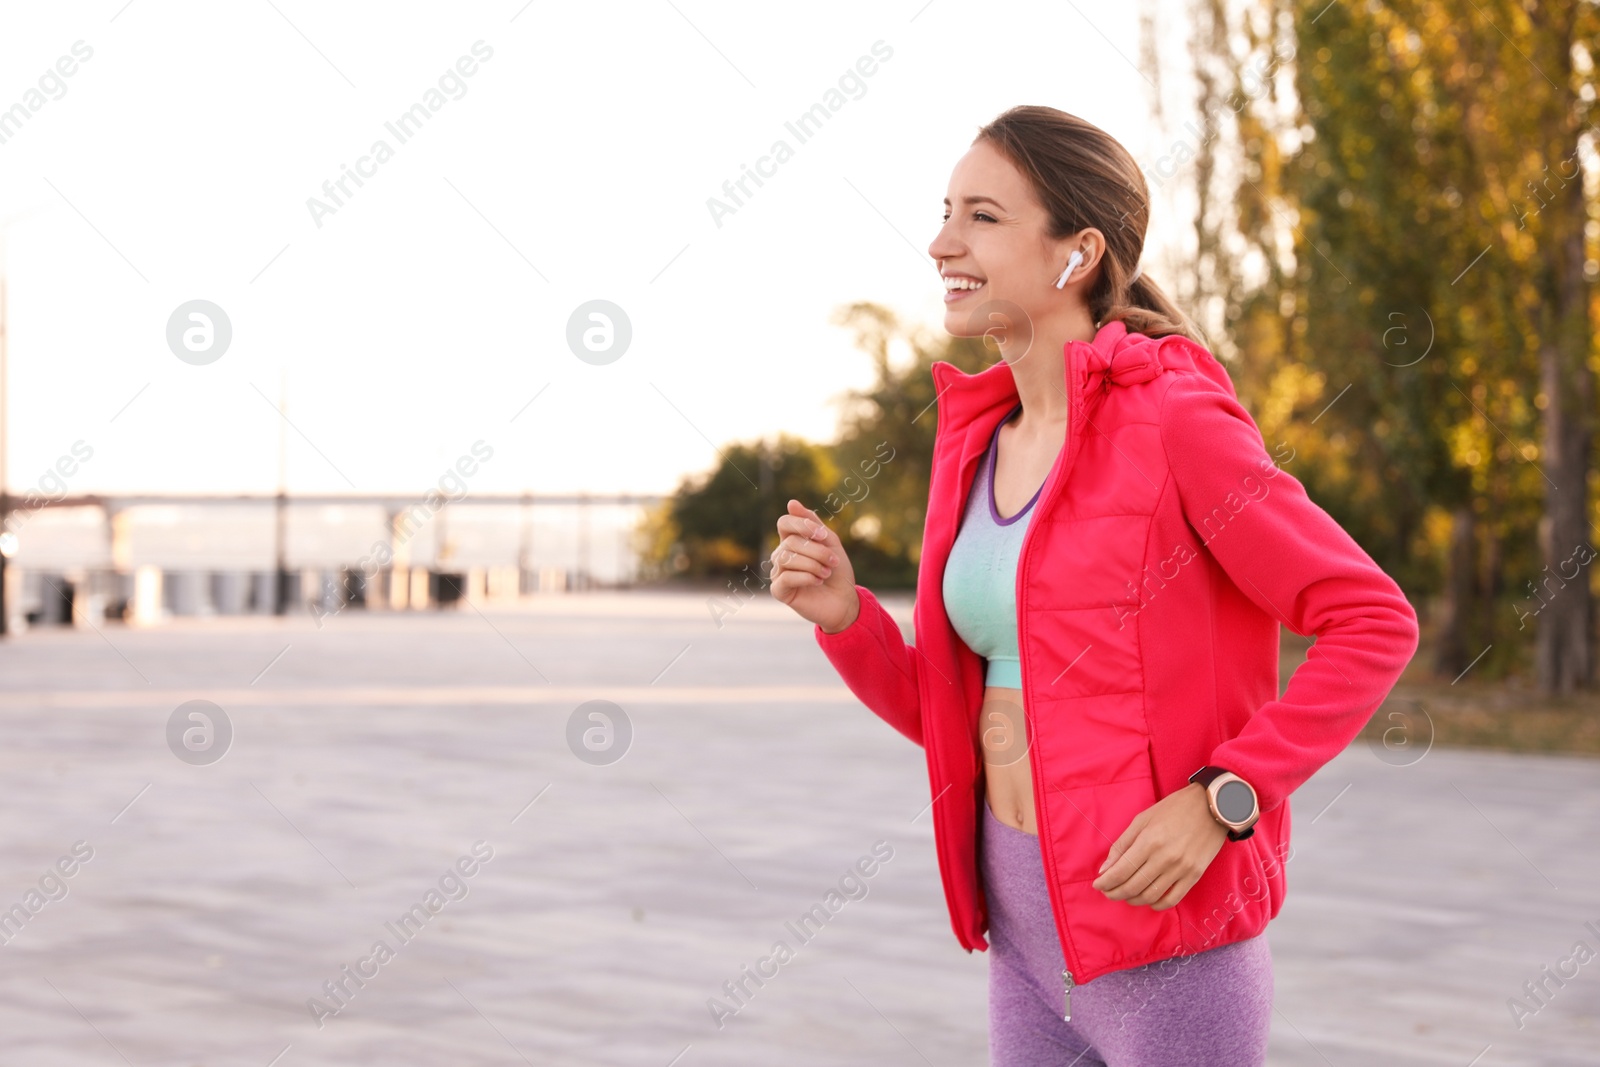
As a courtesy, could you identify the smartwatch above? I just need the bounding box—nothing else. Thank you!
[1188,765,1259,841]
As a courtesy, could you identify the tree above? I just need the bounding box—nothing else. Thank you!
[1522,0,1597,693]
[632,301,996,590]
[1201,0,1598,691]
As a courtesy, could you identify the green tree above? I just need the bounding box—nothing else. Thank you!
[632,301,997,591]
[822,301,995,585]
[643,433,836,580]
[1197,0,1598,690]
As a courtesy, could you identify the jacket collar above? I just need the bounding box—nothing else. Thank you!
[928,319,1236,431]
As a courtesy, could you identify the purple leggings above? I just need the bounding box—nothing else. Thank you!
[980,799,1274,1066]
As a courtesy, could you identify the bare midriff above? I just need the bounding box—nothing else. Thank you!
[980,686,1036,833]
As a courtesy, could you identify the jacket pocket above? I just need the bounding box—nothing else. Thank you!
[1041,774,1186,971]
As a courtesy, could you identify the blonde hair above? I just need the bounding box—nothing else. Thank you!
[975,105,1206,345]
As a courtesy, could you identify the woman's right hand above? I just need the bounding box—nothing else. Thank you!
[769,499,860,634]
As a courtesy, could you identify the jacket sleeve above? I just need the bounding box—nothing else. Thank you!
[1159,372,1420,816]
[813,584,924,747]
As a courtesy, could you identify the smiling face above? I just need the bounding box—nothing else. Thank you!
[928,138,1103,349]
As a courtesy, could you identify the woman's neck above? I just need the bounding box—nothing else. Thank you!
[1000,307,1098,429]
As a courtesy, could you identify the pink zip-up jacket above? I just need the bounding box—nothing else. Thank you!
[813,319,1419,999]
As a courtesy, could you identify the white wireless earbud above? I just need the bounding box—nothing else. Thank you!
[1055,249,1085,289]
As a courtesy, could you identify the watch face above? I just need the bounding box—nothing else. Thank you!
[1216,780,1255,824]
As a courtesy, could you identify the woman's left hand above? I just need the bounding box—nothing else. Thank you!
[1091,782,1229,910]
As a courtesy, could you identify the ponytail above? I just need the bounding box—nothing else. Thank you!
[1100,270,1209,347]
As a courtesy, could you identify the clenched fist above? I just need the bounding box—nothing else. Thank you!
[769,499,860,634]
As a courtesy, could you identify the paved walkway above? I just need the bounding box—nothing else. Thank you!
[0,590,1594,1065]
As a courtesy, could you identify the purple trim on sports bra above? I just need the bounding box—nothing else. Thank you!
[988,401,1042,526]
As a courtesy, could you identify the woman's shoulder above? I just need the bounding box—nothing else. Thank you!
[1133,327,1239,405]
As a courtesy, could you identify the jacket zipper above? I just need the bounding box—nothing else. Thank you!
[1015,344,1090,1015]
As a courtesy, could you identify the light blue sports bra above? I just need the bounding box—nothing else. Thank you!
[941,401,1042,688]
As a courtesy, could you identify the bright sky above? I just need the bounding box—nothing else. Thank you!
[0,0,1204,500]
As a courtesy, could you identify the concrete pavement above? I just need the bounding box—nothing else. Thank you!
[0,590,1593,1065]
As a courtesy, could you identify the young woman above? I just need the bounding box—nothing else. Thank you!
[769,105,1419,1065]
